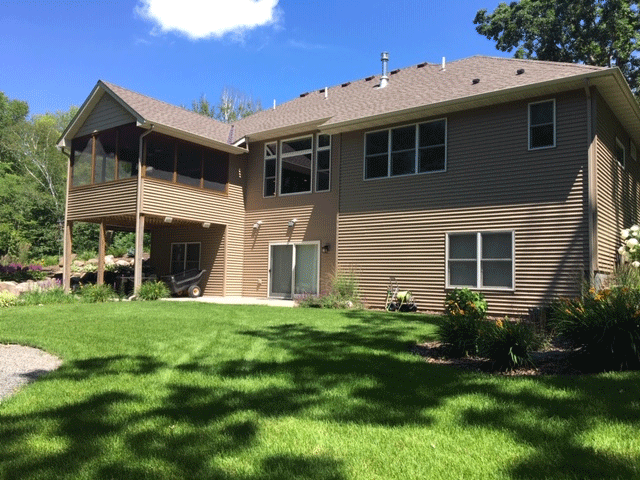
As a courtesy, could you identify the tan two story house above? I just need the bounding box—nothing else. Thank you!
[58,55,640,316]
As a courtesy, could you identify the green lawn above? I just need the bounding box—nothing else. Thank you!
[0,302,639,480]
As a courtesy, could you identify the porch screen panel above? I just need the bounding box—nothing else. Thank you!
[94,130,116,183]
[177,142,202,187]
[146,135,174,181]
[72,136,92,186]
[203,150,228,191]
[118,124,140,178]
[294,244,318,295]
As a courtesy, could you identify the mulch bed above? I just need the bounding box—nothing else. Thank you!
[411,339,585,376]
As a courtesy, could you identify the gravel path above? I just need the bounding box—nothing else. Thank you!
[0,344,62,402]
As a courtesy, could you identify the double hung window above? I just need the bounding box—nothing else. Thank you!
[529,100,555,149]
[365,119,446,179]
[447,232,514,290]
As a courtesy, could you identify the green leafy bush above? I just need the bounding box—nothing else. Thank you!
[137,281,170,301]
[79,284,116,303]
[0,291,18,308]
[298,269,362,309]
[438,289,488,357]
[478,318,539,371]
[20,287,76,306]
[551,286,640,371]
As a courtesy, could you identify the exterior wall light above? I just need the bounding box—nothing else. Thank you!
[322,243,331,253]
[202,222,211,228]
[164,216,173,223]
[253,220,263,229]
[288,218,297,228]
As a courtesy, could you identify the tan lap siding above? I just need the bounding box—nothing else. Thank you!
[151,224,225,296]
[141,155,245,295]
[76,94,136,137]
[67,178,138,220]
[338,91,589,316]
[595,94,640,273]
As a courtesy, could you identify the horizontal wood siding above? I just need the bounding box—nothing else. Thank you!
[595,93,640,273]
[67,178,138,220]
[142,155,245,295]
[76,94,135,137]
[242,135,339,298]
[338,90,589,316]
[150,224,225,296]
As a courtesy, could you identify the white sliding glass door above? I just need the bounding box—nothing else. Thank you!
[269,242,319,298]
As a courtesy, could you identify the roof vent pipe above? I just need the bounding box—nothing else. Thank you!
[380,52,389,88]
[441,57,446,71]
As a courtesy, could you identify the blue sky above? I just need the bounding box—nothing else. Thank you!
[0,0,508,118]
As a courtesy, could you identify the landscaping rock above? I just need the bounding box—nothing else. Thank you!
[0,282,19,296]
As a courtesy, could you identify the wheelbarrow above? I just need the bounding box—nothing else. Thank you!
[162,269,206,297]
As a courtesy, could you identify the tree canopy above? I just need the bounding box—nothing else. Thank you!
[474,0,640,92]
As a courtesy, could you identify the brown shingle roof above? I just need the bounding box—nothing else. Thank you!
[232,55,608,141]
[101,81,233,145]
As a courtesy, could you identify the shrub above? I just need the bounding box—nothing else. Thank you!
[0,263,49,282]
[79,284,116,303]
[19,286,76,306]
[298,269,362,309]
[478,318,539,371]
[0,291,18,308]
[439,289,488,357]
[551,286,640,371]
[137,281,170,301]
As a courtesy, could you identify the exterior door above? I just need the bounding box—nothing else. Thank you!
[269,243,319,298]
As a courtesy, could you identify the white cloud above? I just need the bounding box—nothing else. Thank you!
[136,0,281,40]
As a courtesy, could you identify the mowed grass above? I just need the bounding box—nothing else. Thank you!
[0,302,639,480]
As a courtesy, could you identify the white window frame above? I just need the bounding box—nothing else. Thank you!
[528,99,556,150]
[616,137,626,169]
[315,134,331,192]
[263,142,277,198]
[446,231,515,291]
[170,242,201,274]
[279,135,314,196]
[268,241,321,298]
[363,118,447,181]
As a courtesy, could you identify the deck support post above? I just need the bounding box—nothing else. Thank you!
[133,213,145,294]
[63,220,73,293]
[97,220,106,285]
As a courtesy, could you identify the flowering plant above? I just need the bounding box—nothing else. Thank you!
[619,225,640,267]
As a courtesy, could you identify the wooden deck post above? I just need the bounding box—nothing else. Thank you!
[133,213,145,294]
[97,220,106,285]
[63,220,73,293]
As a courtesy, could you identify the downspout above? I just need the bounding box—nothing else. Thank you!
[133,126,154,294]
[585,79,598,281]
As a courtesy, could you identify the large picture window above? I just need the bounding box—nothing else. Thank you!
[263,134,332,197]
[365,119,446,180]
[447,231,514,290]
[529,99,555,150]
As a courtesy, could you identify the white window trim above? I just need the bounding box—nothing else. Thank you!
[363,118,447,181]
[279,135,314,197]
[263,142,277,198]
[445,231,515,291]
[616,137,626,169]
[268,241,321,298]
[528,99,556,150]
[170,242,201,274]
[315,134,331,192]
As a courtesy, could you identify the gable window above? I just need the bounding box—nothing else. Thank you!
[264,142,277,197]
[616,137,626,168]
[529,99,555,150]
[263,134,332,197]
[365,119,447,180]
[171,242,200,274]
[447,231,514,290]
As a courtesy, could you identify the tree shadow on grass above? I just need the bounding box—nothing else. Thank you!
[0,310,639,479]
